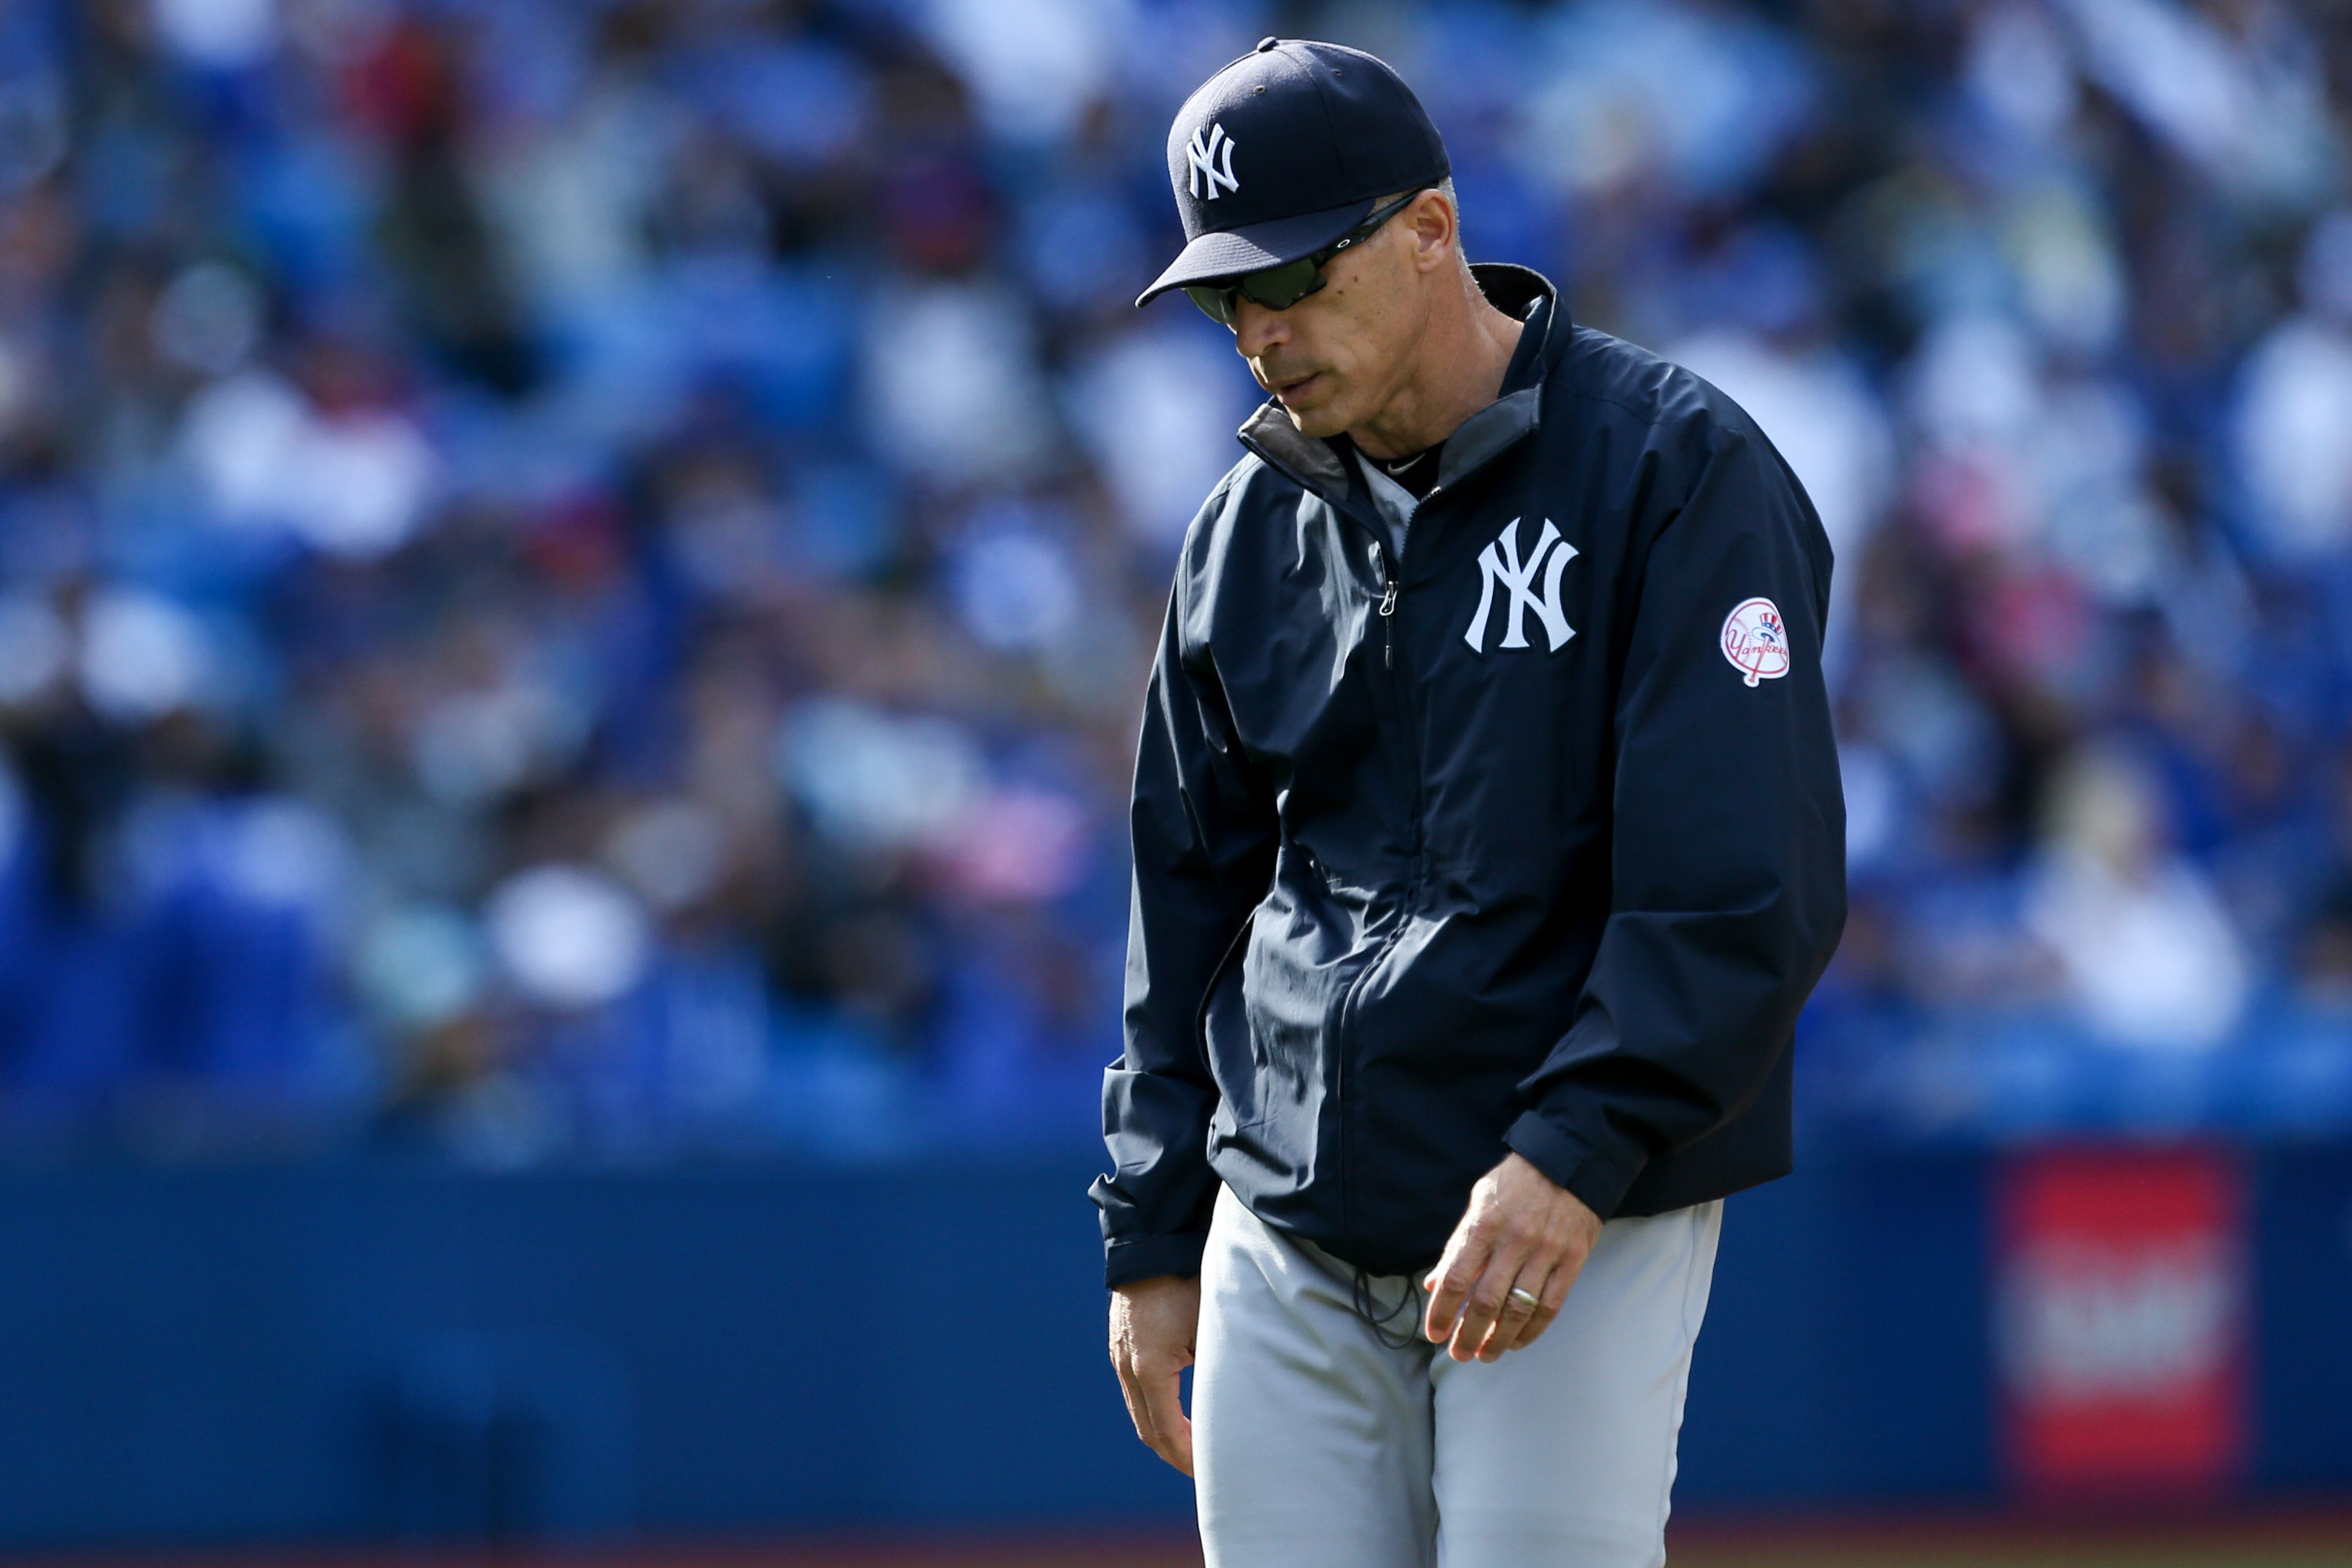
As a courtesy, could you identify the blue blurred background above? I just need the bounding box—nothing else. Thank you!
[0,0,2348,1555]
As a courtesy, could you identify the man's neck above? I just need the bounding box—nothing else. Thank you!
[1347,288,1526,462]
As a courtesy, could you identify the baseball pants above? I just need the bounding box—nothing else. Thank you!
[1193,1182,1723,1568]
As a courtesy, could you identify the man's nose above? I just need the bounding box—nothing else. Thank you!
[1233,298,1288,359]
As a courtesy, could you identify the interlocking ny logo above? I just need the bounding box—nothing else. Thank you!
[1463,517,1577,654]
[1187,122,1239,200]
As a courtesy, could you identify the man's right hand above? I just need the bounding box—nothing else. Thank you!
[1108,1273,1201,1475]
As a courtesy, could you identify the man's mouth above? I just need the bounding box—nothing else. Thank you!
[1269,372,1319,404]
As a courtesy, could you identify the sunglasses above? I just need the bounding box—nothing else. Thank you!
[1183,187,1434,329]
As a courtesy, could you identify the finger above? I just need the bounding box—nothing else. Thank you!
[1116,1354,1179,1469]
[1473,1267,1546,1361]
[1422,1229,1494,1345]
[1112,1327,1180,1464]
[1447,1238,1530,1363]
[1111,1345,1159,1451]
[1503,1249,1584,1354]
[1132,1352,1195,1476]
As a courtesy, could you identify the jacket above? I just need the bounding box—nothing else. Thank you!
[1091,264,1846,1287]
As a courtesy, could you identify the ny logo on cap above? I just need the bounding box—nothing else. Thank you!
[1187,123,1239,200]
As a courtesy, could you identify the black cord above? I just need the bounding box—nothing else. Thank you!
[1350,1264,1430,1352]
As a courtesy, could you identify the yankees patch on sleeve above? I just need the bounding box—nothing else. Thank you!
[1719,597,1791,686]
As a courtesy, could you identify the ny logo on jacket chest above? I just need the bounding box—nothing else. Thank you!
[1463,517,1577,654]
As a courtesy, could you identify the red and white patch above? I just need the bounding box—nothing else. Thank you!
[1719,597,1791,686]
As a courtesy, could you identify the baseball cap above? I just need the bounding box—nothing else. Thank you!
[1136,38,1450,309]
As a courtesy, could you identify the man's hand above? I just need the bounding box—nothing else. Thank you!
[1109,1273,1201,1474]
[1422,1152,1602,1363]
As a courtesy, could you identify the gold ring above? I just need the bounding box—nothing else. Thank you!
[1507,1285,1541,1310]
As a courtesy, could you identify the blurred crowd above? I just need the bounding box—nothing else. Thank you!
[0,0,2348,1162]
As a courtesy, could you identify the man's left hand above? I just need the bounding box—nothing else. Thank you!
[1421,1152,1602,1362]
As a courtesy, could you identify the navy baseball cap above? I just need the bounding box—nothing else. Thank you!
[1136,38,1450,308]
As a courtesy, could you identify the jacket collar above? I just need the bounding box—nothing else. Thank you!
[1238,263,1563,503]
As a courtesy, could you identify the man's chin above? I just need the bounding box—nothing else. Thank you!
[1279,400,1350,440]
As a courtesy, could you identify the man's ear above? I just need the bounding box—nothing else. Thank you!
[1407,189,1457,276]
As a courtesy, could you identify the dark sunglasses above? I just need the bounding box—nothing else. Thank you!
[1184,186,1434,329]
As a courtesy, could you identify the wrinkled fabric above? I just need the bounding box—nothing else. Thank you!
[1193,1184,1722,1568]
[1093,266,1846,1285]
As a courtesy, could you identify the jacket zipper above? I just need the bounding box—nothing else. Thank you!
[1386,502,1432,885]
[1339,533,1421,1255]
[1374,543,1399,667]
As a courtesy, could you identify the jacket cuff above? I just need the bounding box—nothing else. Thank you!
[1505,1109,1647,1221]
[1104,1231,1208,1289]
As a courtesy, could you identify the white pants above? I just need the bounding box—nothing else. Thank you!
[1193,1184,1722,1568]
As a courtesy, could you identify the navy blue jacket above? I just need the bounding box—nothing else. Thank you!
[1092,266,1846,1287]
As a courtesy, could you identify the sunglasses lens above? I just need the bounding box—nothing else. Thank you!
[1240,258,1323,310]
[1183,255,1328,327]
[1175,194,1429,328]
[1185,284,1239,326]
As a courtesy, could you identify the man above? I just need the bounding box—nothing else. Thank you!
[1091,37,1845,1568]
